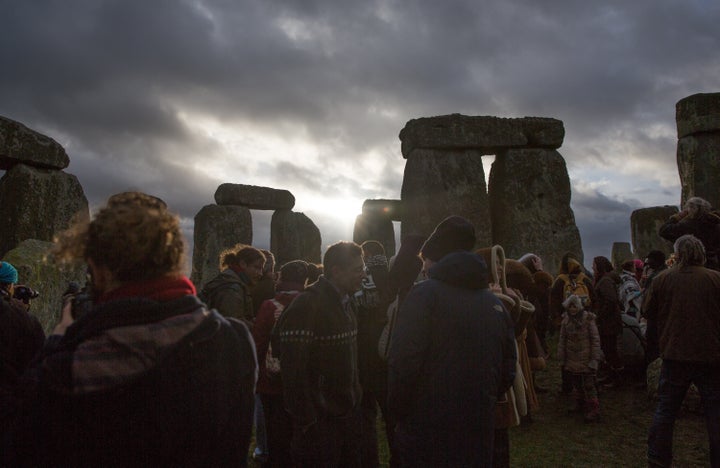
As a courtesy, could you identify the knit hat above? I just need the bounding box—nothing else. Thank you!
[0,261,19,284]
[421,216,476,262]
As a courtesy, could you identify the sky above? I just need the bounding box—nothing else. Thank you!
[2,0,719,271]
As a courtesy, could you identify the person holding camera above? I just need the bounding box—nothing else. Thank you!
[2,192,258,467]
[0,261,45,432]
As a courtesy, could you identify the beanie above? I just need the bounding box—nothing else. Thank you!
[421,216,476,262]
[0,261,19,284]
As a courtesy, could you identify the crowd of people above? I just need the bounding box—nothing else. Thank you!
[0,192,718,467]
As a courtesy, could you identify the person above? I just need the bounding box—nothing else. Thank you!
[618,260,642,317]
[641,250,667,363]
[591,256,624,386]
[557,295,602,422]
[387,216,516,467]
[273,242,365,467]
[0,261,45,431]
[253,260,309,468]
[659,196,720,270]
[251,249,276,464]
[353,240,394,468]
[643,234,720,468]
[2,191,258,467]
[201,243,266,328]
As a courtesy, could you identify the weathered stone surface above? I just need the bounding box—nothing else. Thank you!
[488,149,581,275]
[677,133,720,209]
[630,206,678,260]
[271,210,321,267]
[0,115,70,170]
[353,214,396,257]
[401,148,491,247]
[4,239,86,333]
[362,199,403,221]
[214,183,295,210]
[676,92,720,138]
[0,164,88,257]
[611,242,634,269]
[399,114,565,158]
[191,205,252,288]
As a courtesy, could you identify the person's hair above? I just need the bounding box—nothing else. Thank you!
[361,240,385,257]
[621,259,636,272]
[645,250,666,269]
[674,234,706,267]
[306,263,323,284]
[562,294,583,310]
[685,197,712,218]
[220,244,266,269]
[323,242,363,279]
[260,249,275,274]
[593,256,614,278]
[53,191,185,281]
[279,260,309,285]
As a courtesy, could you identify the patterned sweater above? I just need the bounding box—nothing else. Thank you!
[272,276,362,426]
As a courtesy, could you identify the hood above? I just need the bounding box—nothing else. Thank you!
[428,251,489,289]
[203,269,247,294]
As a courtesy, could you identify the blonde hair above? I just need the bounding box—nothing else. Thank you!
[53,192,185,281]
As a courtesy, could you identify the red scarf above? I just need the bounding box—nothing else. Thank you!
[97,275,197,304]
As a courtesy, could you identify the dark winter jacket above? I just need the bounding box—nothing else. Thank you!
[642,265,720,363]
[3,294,257,467]
[659,211,720,269]
[202,268,254,328]
[273,276,362,427]
[387,251,516,431]
[593,272,623,336]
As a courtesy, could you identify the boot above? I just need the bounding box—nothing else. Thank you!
[584,398,600,423]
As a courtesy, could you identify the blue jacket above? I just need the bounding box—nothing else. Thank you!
[387,251,516,431]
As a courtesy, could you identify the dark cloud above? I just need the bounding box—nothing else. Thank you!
[1,0,719,262]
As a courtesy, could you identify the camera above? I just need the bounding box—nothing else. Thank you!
[13,284,39,304]
[63,281,94,320]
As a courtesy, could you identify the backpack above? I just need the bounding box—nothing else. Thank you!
[558,272,591,308]
[265,299,285,382]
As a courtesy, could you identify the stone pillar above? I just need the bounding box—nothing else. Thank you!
[271,210,321,267]
[630,206,678,260]
[488,148,582,274]
[676,93,720,208]
[611,242,634,270]
[0,164,88,257]
[191,205,252,288]
[353,213,396,257]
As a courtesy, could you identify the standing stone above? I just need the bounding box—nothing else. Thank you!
[4,239,86,333]
[677,133,720,209]
[353,213,396,257]
[488,149,581,275]
[0,115,70,170]
[271,210,321,267]
[676,93,720,139]
[611,242,634,270]
[191,205,252,288]
[362,199,403,221]
[215,183,295,210]
[630,206,679,260]
[0,164,88,257]
[401,148,491,246]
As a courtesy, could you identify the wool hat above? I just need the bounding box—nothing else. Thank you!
[421,216,476,262]
[0,261,19,284]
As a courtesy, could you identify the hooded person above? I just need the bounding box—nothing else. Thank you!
[659,196,720,270]
[387,216,516,467]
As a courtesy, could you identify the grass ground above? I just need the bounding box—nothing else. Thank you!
[251,340,711,467]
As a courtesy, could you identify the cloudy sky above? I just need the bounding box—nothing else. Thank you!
[2,0,719,270]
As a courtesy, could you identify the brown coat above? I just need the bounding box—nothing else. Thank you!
[642,265,720,363]
[592,273,623,336]
[558,311,602,374]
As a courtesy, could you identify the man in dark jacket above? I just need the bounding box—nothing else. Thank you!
[2,192,257,467]
[387,216,516,467]
[274,241,365,467]
[643,234,720,468]
[659,196,720,270]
